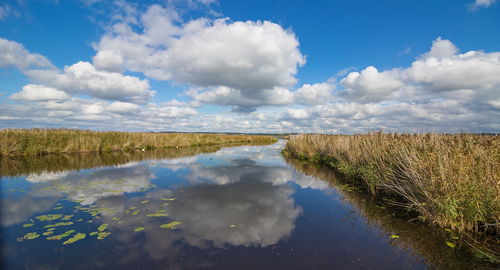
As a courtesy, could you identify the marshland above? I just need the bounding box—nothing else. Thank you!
[1,131,499,269]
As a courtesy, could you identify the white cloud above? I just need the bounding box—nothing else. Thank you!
[93,5,305,108]
[25,61,155,103]
[107,101,140,114]
[340,37,500,107]
[294,82,334,105]
[0,38,55,70]
[10,84,70,101]
[420,37,458,59]
[188,86,295,112]
[341,66,404,103]
[469,0,497,10]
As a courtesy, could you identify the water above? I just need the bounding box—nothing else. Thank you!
[1,142,497,269]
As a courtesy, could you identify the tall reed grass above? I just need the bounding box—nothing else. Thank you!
[0,129,277,157]
[283,132,500,235]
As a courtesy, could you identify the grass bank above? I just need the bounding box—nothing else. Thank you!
[0,129,277,157]
[283,133,499,235]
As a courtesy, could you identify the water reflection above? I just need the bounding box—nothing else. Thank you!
[2,142,496,269]
[285,157,500,270]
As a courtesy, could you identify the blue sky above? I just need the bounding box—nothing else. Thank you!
[0,0,499,133]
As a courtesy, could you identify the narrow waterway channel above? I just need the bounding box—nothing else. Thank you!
[1,141,497,269]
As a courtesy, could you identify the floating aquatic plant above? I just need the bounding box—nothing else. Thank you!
[140,200,149,204]
[445,241,456,248]
[134,227,145,232]
[160,221,181,229]
[22,223,34,228]
[44,222,73,229]
[97,232,111,240]
[89,232,98,236]
[146,213,169,217]
[63,233,86,245]
[229,224,236,228]
[61,215,73,221]
[43,231,55,236]
[390,234,400,239]
[47,230,75,240]
[20,232,40,241]
[160,198,177,201]
[36,214,63,221]
[97,224,109,231]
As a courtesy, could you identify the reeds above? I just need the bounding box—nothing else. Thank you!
[283,132,500,235]
[0,129,277,157]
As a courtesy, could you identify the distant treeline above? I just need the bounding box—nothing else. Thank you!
[0,129,277,157]
[283,132,500,236]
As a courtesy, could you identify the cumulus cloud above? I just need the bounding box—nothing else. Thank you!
[93,5,305,109]
[2,38,156,103]
[107,101,140,114]
[339,37,500,110]
[0,38,55,70]
[341,66,404,103]
[294,82,334,105]
[10,84,70,101]
[25,61,155,103]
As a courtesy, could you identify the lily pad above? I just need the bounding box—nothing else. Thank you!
[42,231,55,236]
[229,224,236,228]
[47,230,76,240]
[22,232,40,240]
[140,200,149,204]
[44,222,73,229]
[160,221,181,229]
[134,227,145,232]
[451,236,459,240]
[97,224,109,231]
[22,223,34,228]
[36,214,63,221]
[63,233,86,245]
[146,213,169,217]
[89,232,98,236]
[160,198,177,201]
[61,215,74,221]
[97,231,111,240]
[445,241,456,248]
[53,206,63,210]
[389,234,400,239]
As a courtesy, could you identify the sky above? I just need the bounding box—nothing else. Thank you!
[0,0,499,133]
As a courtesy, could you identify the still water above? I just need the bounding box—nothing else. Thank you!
[0,142,496,269]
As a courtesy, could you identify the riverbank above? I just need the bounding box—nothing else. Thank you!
[0,129,277,157]
[282,133,499,235]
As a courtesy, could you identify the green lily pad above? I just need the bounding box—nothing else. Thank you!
[445,241,456,248]
[61,215,73,221]
[134,227,145,232]
[160,221,181,229]
[451,236,459,240]
[22,232,40,240]
[140,200,149,204]
[229,224,236,228]
[160,198,177,201]
[63,233,86,245]
[36,214,63,221]
[89,232,98,236]
[97,231,111,240]
[97,224,109,231]
[22,223,34,228]
[44,222,73,229]
[47,230,76,240]
[42,231,55,236]
[53,206,63,210]
[389,234,400,239]
[146,213,169,217]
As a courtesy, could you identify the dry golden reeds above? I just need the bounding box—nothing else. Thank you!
[283,132,500,234]
[0,129,277,157]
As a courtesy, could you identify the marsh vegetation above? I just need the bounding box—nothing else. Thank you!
[0,129,277,157]
[283,133,500,236]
